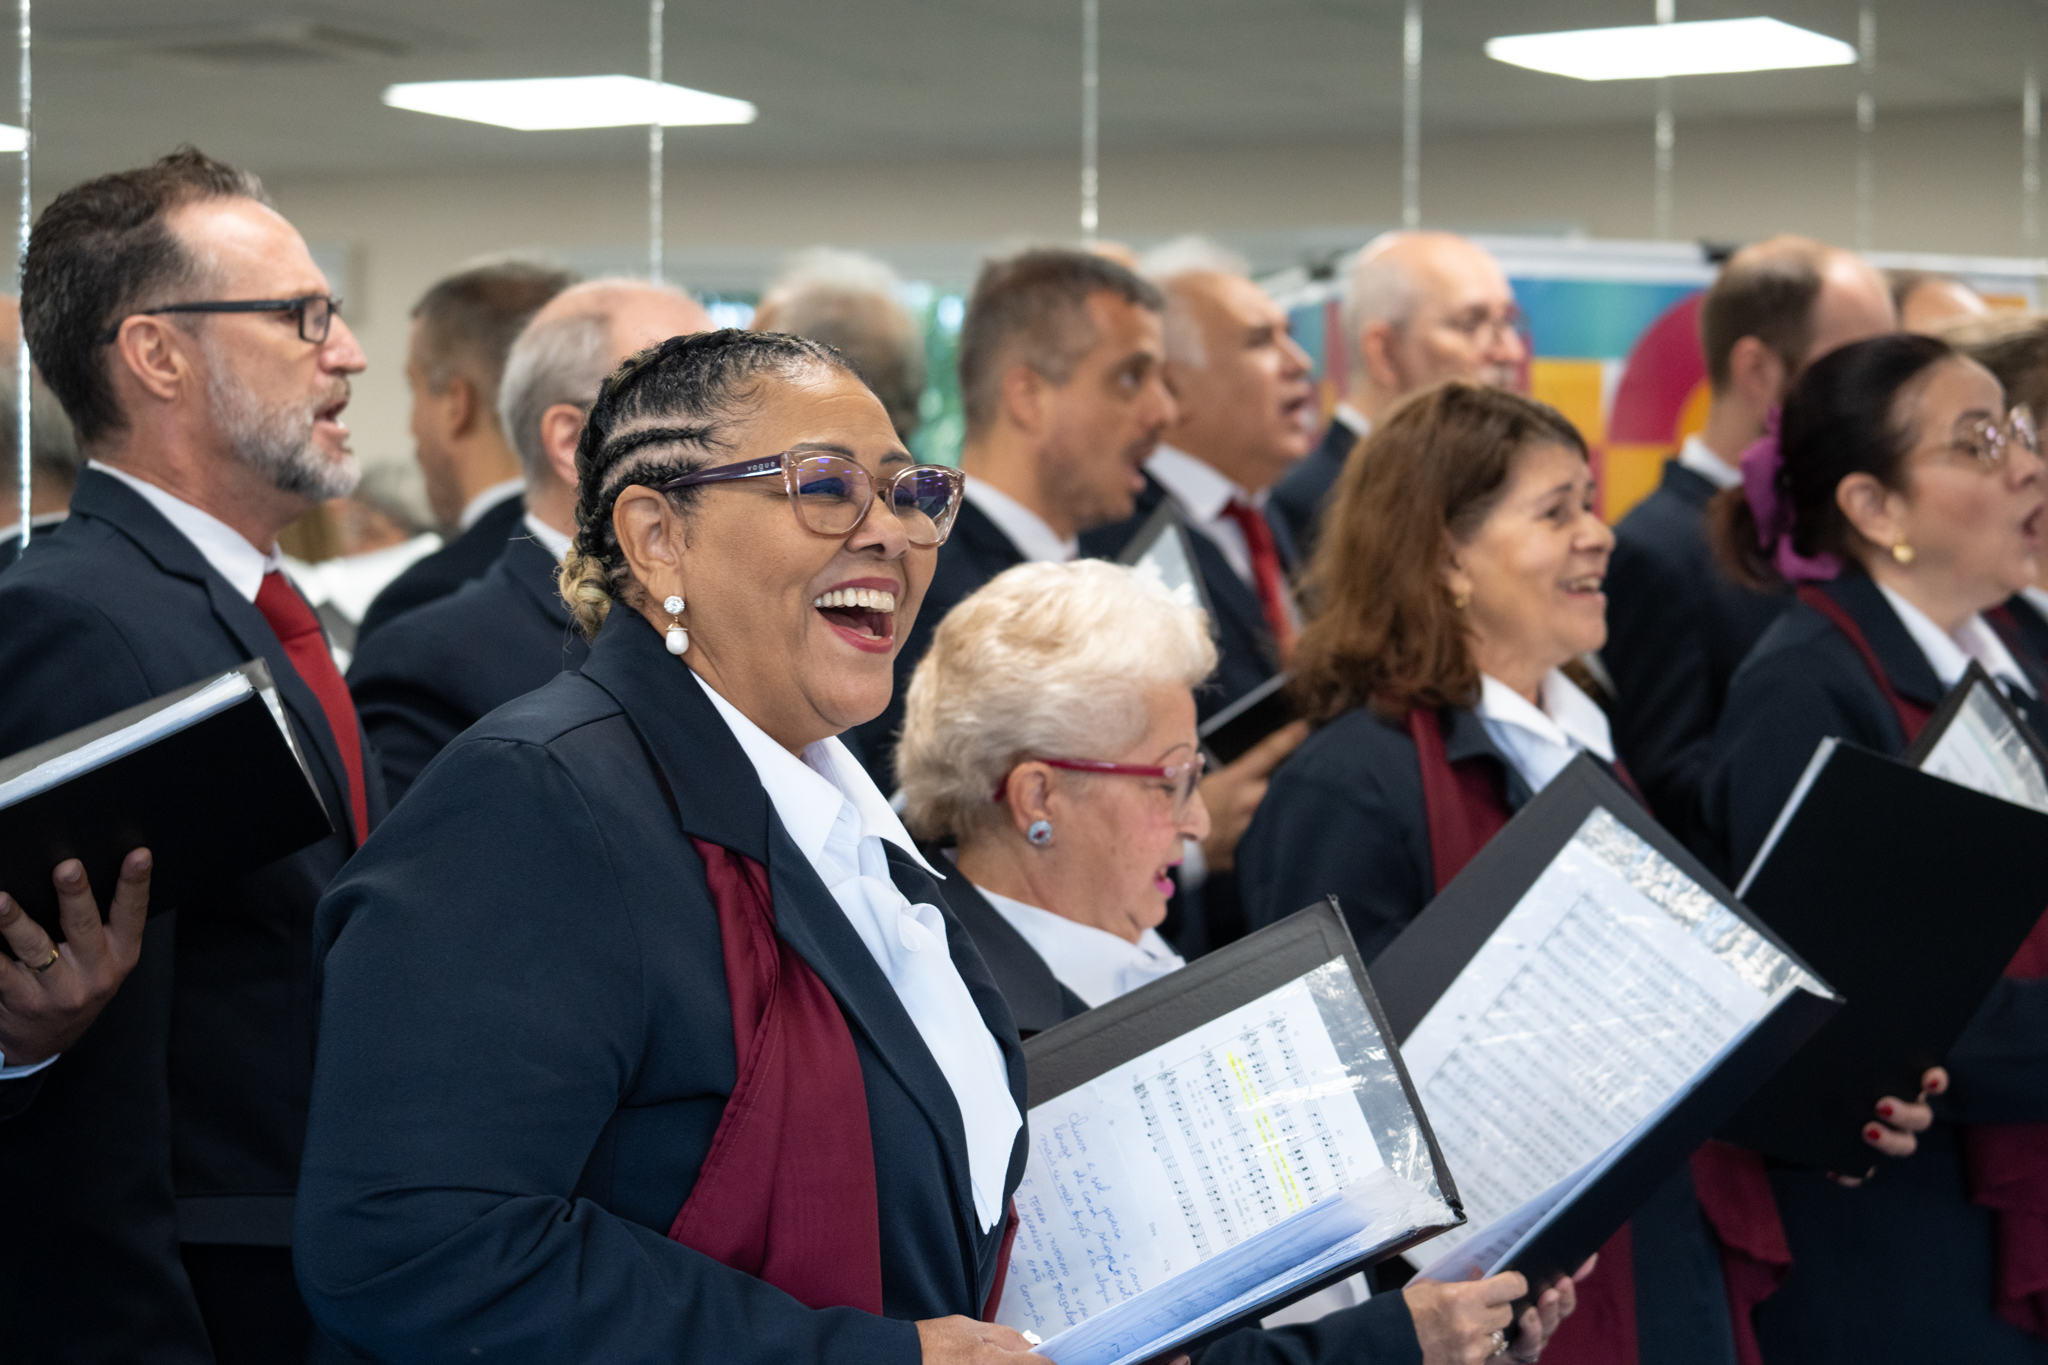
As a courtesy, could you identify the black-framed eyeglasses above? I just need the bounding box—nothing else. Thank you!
[94,294,341,347]
[660,449,966,547]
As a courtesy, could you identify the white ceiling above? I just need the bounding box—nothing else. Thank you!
[15,0,2048,188]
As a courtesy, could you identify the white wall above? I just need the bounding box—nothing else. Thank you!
[264,103,2036,477]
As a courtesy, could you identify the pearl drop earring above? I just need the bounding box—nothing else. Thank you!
[663,595,689,655]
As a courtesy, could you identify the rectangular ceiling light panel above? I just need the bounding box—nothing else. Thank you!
[382,75,755,130]
[1486,17,1856,81]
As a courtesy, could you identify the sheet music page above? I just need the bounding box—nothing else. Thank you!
[997,966,1391,1345]
[1917,681,2048,813]
[1399,808,1802,1265]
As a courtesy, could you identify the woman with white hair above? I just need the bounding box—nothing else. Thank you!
[899,559,1582,1365]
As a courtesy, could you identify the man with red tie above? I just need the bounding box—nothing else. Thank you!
[1080,238,1317,953]
[0,148,382,1364]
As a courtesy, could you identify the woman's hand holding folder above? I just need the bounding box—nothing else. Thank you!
[0,848,151,1068]
[1830,1066,1948,1185]
[1404,1256,1593,1365]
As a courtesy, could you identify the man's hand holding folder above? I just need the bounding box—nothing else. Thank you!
[0,848,151,1070]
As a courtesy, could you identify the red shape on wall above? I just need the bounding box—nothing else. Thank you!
[1609,291,1708,444]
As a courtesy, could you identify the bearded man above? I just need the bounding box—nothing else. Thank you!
[0,148,383,1365]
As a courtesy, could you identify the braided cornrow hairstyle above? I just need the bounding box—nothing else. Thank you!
[557,327,860,636]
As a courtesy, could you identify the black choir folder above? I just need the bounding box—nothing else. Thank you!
[1370,757,1840,1312]
[993,901,1462,1365]
[1719,664,2048,1172]
[0,660,332,940]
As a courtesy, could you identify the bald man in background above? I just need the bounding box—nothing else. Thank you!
[1604,236,1895,850]
[347,279,712,801]
[1269,230,1526,554]
[1890,268,1990,335]
[355,260,575,643]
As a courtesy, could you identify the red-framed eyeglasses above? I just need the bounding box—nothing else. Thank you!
[994,754,1207,816]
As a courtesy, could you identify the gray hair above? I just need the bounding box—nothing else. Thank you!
[753,248,927,440]
[1138,236,1250,371]
[1341,232,1425,351]
[499,311,612,483]
[898,560,1218,844]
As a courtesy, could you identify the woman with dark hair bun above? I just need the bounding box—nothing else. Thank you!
[1704,331,2048,1363]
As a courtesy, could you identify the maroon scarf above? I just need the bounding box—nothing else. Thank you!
[667,838,885,1312]
[1408,706,1789,1365]
[1809,587,2048,1341]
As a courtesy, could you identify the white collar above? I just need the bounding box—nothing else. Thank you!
[459,477,526,531]
[1476,669,1615,793]
[1331,403,1371,439]
[975,884,1184,1009]
[87,460,282,603]
[1676,435,1744,492]
[960,477,1076,564]
[689,670,938,877]
[1146,444,1258,525]
[521,510,572,562]
[2023,585,2048,621]
[1876,583,2037,698]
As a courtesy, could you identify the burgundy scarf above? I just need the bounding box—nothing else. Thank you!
[1409,707,1789,1365]
[1807,587,2048,1341]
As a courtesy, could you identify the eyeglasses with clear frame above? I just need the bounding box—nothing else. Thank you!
[658,449,966,547]
[94,294,342,347]
[995,754,1208,817]
[1938,405,2039,470]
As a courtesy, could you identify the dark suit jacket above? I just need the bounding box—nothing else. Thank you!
[298,611,1028,1363]
[2002,592,2048,663]
[1268,411,1364,560]
[0,511,68,573]
[1080,474,1294,724]
[1603,461,1789,853]
[1706,569,2048,1365]
[0,468,386,1364]
[1238,704,1531,962]
[849,498,1025,790]
[355,491,524,643]
[347,531,589,805]
[916,846,1088,1037]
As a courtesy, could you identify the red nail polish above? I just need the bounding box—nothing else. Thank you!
[1866,1124,1884,1141]
[1877,1102,1895,1119]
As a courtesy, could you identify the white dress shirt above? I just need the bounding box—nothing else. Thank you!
[974,884,1184,1008]
[521,511,571,562]
[1476,669,1617,795]
[2,465,287,1081]
[88,460,283,601]
[1876,584,2037,699]
[2023,586,2048,624]
[961,477,1076,564]
[1676,435,1744,493]
[1330,403,1371,443]
[1146,445,1263,586]
[692,672,1022,1232]
[459,477,525,532]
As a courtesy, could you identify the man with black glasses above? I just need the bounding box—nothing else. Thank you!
[0,148,381,1364]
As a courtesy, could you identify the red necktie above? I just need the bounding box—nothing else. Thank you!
[1221,499,1297,659]
[255,570,369,845]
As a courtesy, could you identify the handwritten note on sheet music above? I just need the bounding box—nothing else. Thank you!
[997,971,1386,1340]
[1399,808,1796,1265]
[1917,681,2048,813]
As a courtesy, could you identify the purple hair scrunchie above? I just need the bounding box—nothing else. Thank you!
[1738,406,1840,583]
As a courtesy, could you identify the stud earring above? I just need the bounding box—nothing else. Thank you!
[1026,819,1054,847]
[663,595,689,655]
[1452,590,1472,610]
[1891,540,1915,566]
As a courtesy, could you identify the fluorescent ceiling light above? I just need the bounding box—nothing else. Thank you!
[381,75,755,131]
[1486,17,1855,81]
[0,125,25,153]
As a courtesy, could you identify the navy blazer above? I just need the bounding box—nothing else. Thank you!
[1238,704,1531,961]
[1708,572,2048,1362]
[915,846,1090,1038]
[348,530,589,804]
[2001,592,2048,663]
[1268,412,1364,561]
[355,492,524,644]
[849,497,1025,790]
[297,610,1029,1364]
[1081,474,1294,723]
[0,468,386,1363]
[1603,461,1789,854]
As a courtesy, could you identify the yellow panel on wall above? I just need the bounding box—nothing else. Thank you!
[1529,359,1607,448]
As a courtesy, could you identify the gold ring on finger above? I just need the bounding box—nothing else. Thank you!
[28,947,58,973]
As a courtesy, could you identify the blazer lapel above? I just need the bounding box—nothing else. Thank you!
[71,471,359,839]
[1826,570,1948,711]
[1184,518,1278,661]
[1443,705,1536,811]
[579,612,994,1244]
